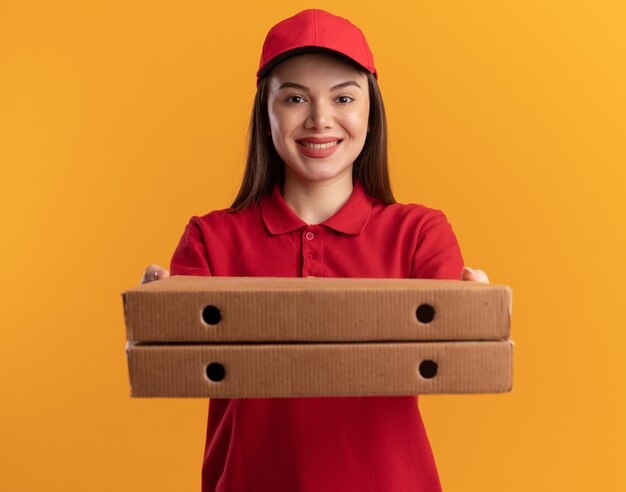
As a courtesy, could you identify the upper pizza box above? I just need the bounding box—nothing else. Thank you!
[122,276,512,342]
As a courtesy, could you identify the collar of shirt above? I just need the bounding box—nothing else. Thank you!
[260,180,373,236]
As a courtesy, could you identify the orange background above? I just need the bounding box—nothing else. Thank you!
[1,1,625,490]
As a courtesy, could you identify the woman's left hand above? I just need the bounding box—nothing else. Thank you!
[461,266,490,284]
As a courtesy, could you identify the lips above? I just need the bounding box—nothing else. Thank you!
[296,137,343,158]
[300,140,340,149]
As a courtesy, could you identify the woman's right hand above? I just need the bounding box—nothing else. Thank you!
[141,264,171,285]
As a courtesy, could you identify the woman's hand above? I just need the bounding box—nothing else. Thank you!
[461,266,490,284]
[141,264,171,285]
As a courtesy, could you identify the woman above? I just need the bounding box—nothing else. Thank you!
[142,9,488,491]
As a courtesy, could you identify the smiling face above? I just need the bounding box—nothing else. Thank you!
[266,54,370,186]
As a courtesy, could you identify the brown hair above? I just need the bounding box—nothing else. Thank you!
[230,69,395,210]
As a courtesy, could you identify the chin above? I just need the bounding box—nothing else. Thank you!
[300,170,352,184]
[294,163,353,182]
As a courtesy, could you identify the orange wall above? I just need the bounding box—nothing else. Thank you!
[1,1,625,490]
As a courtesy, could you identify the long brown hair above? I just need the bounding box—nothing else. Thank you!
[230,67,395,211]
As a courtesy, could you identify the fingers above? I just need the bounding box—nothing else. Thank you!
[141,264,171,285]
[461,266,490,284]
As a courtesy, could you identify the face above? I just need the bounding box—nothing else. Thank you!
[266,54,370,186]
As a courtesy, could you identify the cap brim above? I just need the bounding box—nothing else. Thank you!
[257,46,374,81]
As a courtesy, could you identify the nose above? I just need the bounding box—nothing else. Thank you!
[304,100,333,130]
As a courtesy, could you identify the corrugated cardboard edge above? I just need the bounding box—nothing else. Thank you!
[122,278,513,342]
[127,340,514,398]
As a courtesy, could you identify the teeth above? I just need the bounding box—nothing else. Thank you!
[300,140,340,149]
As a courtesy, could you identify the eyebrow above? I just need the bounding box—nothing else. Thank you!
[278,80,362,91]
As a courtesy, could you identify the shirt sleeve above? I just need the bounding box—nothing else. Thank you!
[411,212,464,280]
[170,216,213,276]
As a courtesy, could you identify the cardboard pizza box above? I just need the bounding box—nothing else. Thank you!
[126,340,514,398]
[122,276,512,342]
[122,276,514,397]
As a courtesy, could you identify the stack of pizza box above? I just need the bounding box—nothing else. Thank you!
[122,276,513,398]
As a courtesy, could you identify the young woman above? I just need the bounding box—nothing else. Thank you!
[141,9,489,492]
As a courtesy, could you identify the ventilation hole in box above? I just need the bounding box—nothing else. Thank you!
[202,305,222,325]
[416,304,435,323]
[206,363,225,382]
[419,360,438,379]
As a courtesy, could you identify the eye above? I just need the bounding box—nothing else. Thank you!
[286,94,306,104]
[336,95,354,104]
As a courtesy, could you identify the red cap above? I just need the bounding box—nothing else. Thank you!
[256,9,377,86]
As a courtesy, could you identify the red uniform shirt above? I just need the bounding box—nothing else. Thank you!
[170,180,464,492]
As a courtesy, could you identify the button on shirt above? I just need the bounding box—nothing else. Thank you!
[170,180,464,492]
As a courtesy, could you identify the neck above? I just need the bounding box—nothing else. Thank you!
[282,172,354,225]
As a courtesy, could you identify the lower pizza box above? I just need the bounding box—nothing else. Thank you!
[126,340,514,398]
